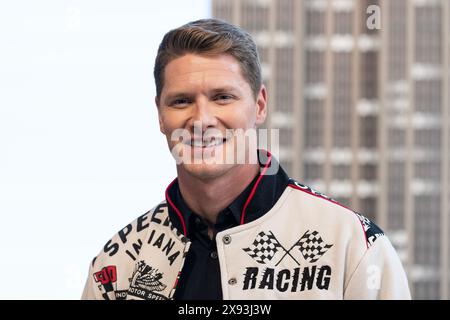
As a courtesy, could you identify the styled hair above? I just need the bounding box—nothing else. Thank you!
[154,18,262,101]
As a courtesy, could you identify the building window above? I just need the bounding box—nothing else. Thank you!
[239,1,270,32]
[387,0,407,81]
[332,164,351,180]
[360,197,377,222]
[415,80,442,114]
[275,48,294,113]
[281,159,293,176]
[414,195,441,266]
[304,162,323,181]
[276,0,294,31]
[334,11,353,35]
[279,128,293,146]
[304,100,324,148]
[414,281,440,300]
[415,161,441,181]
[305,10,325,35]
[212,0,233,22]
[333,52,352,148]
[361,163,377,180]
[305,50,325,84]
[360,51,378,99]
[415,6,442,64]
[414,128,441,149]
[387,161,405,230]
[388,128,405,148]
[360,115,378,148]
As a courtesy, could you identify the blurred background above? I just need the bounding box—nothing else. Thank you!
[0,0,447,299]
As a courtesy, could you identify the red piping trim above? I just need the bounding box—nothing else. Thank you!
[165,149,273,233]
[288,183,369,249]
[165,178,187,236]
[240,150,272,225]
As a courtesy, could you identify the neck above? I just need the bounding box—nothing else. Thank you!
[177,164,260,225]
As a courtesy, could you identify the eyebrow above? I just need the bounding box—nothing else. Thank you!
[163,86,241,103]
[209,86,240,95]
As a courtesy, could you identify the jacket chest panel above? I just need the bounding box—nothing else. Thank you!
[215,197,346,299]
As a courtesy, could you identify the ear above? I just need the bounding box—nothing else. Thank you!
[155,96,166,134]
[255,85,267,125]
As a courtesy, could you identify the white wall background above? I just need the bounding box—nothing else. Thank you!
[0,0,210,299]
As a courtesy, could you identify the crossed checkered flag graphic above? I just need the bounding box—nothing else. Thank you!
[297,230,333,263]
[243,231,283,264]
[244,230,333,265]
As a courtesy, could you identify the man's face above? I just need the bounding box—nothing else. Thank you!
[156,53,267,180]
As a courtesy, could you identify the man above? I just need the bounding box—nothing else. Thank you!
[82,19,411,300]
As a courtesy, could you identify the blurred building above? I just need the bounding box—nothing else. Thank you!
[212,0,450,299]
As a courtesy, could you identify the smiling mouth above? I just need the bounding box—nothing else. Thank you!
[184,137,229,148]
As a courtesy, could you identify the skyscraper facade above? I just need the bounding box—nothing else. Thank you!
[212,0,450,299]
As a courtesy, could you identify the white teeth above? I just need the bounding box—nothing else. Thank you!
[192,140,204,147]
[188,139,226,148]
[206,139,223,147]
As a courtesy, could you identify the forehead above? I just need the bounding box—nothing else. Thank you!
[162,53,248,91]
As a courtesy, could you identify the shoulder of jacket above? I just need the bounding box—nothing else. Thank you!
[286,178,385,249]
[90,200,183,269]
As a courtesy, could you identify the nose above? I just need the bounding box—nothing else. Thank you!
[187,96,218,132]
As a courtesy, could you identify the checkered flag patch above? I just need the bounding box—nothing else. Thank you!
[298,230,333,263]
[243,231,282,264]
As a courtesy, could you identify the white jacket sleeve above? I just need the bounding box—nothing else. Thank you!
[344,236,411,299]
[81,257,104,300]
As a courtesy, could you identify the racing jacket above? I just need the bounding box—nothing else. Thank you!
[82,153,411,300]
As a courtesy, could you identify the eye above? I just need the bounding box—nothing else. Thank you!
[214,94,234,104]
[170,98,191,107]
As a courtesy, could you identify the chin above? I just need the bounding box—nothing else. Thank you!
[180,162,235,181]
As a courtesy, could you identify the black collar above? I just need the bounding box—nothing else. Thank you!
[165,149,290,237]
